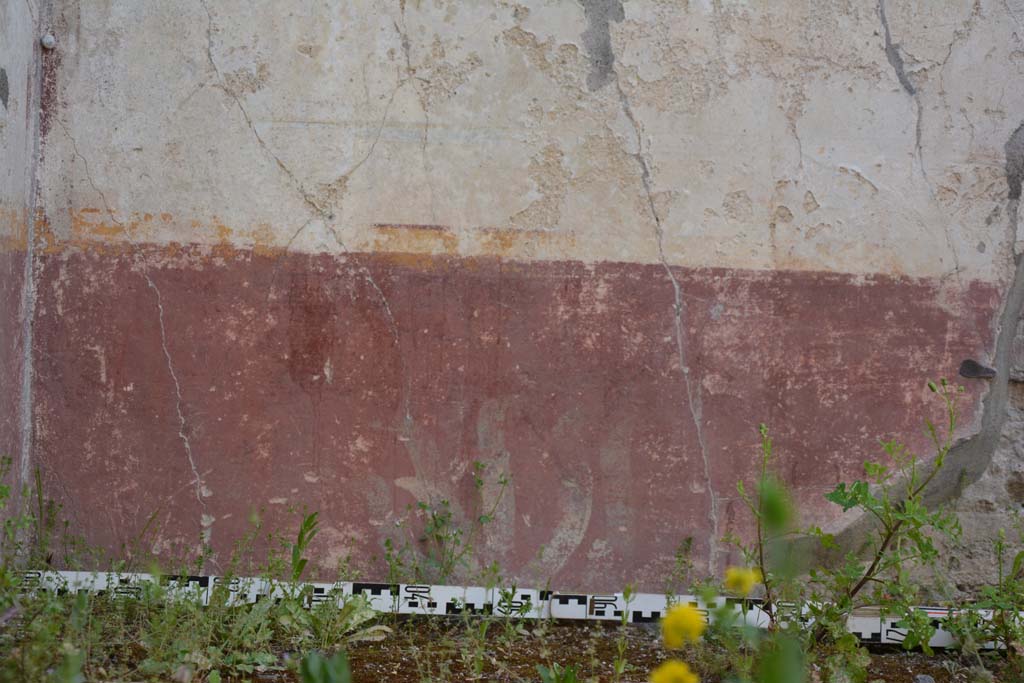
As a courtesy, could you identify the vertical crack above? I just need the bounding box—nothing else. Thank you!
[143,273,213,547]
[321,223,411,428]
[915,123,1024,506]
[612,77,720,576]
[393,8,437,224]
[878,0,961,279]
[878,1,927,180]
[878,0,916,97]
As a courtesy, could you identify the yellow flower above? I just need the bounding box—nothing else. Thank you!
[660,604,705,648]
[724,566,763,596]
[650,659,699,683]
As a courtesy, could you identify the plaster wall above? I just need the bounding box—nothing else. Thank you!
[7,0,1024,590]
[0,0,39,494]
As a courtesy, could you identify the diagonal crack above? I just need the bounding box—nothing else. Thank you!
[143,273,213,545]
[57,119,124,229]
[199,0,416,486]
[197,0,329,220]
[612,76,720,576]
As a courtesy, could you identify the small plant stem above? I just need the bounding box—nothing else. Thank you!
[847,520,902,600]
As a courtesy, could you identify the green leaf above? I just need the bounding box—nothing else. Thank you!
[759,476,793,531]
[1012,551,1024,580]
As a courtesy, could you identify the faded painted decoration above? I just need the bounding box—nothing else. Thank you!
[0,0,1022,591]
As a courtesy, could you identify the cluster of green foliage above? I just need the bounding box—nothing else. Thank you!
[0,492,387,682]
[384,460,510,587]
[690,378,1020,683]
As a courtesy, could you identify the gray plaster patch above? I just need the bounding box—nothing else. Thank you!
[1007,121,1024,201]
[878,0,916,96]
[0,68,8,110]
[579,0,624,91]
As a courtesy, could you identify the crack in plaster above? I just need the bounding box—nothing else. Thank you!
[809,122,1024,566]
[877,0,963,280]
[197,0,327,221]
[1006,0,1024,43]
[198,0,408,420]
[143,273,213,544]
[56,119,124,229]
[612,76,720,576]
[938,0,983,78]
[877,1,926,178]
[393,7,438,225]
[878,0,916,97]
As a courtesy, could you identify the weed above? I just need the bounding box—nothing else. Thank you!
[291,511,320,583]
[612,584,635,682]
[300,650,351,683]
[663,537,694,608]
[946,523,1024,677]
[537,661,581,683]
[803,379,963,679]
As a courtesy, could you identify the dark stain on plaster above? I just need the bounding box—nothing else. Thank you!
[1007,121,1024,201]
[959,358,997,379]
[38,46,61,140]
[579,0,624,91]
[286,272,336,394]
[0,68,8,110]
[878,0,916,96]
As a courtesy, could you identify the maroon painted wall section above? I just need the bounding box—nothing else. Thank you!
[32,245,999,590]
[0,248,25,474]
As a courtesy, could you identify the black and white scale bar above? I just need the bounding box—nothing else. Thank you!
[14,570,998,648]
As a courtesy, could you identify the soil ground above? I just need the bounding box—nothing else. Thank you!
[246,620,1009,682]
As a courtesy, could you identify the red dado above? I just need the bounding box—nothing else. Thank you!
[31,243,998,591]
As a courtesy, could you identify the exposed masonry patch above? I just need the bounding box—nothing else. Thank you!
[579,0,624,91]
[1008,121,1024,201]
[812,122,1024,567]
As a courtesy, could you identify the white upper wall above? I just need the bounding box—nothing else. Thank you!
[38,0,1024,281]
